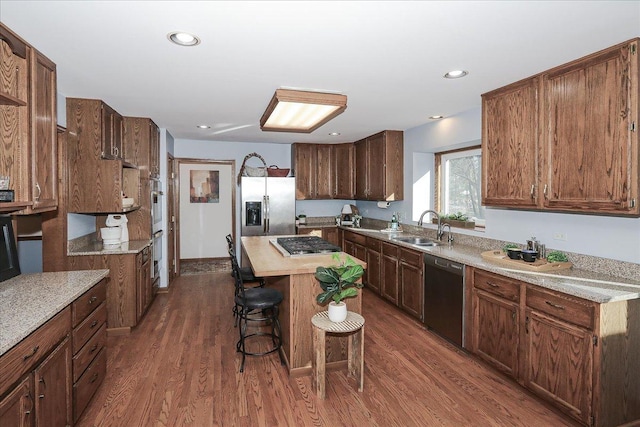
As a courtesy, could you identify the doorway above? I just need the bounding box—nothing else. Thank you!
[175,158,235,276]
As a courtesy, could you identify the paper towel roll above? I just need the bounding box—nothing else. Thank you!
[377,201,390,209]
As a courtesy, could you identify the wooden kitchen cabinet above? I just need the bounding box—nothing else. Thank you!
[0,375,33,427]
[398,247,423,320]
[481,77,539,208]
[67,98,141,213]
[354,130,403,201]
[470,269,520,378]
[292,143,333,199]
[365,238,381,293]
[100,103,123,160]
[482,38,639,216]
[0,307,72,427]
[136,246,152,322]
[34,337,72,427]
[332,143,354,199]
[380,242,399,305]
[541,39,639,215]
[0,24,58,215]
[124,116,160,178]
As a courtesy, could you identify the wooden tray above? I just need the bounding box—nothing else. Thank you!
[481,250,573,272]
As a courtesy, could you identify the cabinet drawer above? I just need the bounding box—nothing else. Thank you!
[399,248,422,266]
[72,279,107,327]
[73,347,106,422]
[381,242,398,257]
[473,270,520,302]
[526,286,595,330]
[366,237,381,252]
[0,306,70,396]
[344,231,366,246]
[72,302,106,354]
[73,323,106,382]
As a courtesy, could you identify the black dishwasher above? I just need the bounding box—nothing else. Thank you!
[423,254,465,347]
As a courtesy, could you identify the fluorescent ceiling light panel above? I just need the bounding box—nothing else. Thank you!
[260,89,347,133]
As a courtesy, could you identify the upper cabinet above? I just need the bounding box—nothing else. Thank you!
[482,38,639,216]
[354,130,403,201]
[0,24,58,214]
[123,116,160,178]
[67,98,140,213]
[292,143,352,200]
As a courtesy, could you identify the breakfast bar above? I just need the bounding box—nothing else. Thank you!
[241,236,366,376]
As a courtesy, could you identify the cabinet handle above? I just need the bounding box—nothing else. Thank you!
[512,311,516,323]
[90,344,99,354]
[34,183,41,201]
[530,184,535,199]
[525,316,529,334]
[39,394,45,399]
[90,373,99,384]
[545,300,565,310]
[486,281,499,288]
[543,184,548,199]
[90,320,99,328]
[89,296,98,304]
[23,346,39,361]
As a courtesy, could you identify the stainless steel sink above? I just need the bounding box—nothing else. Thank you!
[391,236,440,246]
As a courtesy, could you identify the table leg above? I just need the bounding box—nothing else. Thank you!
[312,326,326,399]
[348,326,364,392]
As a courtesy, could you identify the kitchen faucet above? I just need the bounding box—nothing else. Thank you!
[442,223,454,246]
[417,209,444,241]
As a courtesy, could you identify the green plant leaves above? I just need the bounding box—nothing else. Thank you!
[315,255,364,305]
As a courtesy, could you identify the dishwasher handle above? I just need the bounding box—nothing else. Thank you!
[424,254,464,276]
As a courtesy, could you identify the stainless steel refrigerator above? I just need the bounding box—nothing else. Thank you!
[240,177,296,237]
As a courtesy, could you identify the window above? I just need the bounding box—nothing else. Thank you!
[435,146,485,225]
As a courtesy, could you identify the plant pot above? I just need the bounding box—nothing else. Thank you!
[432,218,475,229]
[327,301,347,322]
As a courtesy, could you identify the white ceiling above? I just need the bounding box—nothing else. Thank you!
[1,1,639,144]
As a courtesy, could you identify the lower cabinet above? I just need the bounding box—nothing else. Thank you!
[0,307,72,427]
[136,246,152,322]
[365,238,381,293]
[398,248,424,321]
[380,242,399,305]
[469,268,640,427]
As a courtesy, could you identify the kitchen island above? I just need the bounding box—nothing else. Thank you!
[241,236,366,376]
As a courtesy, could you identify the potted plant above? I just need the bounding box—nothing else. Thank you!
[315,254,364,322]
[432,212,476,229]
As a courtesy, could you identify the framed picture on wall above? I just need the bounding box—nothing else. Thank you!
[190,170,219,203]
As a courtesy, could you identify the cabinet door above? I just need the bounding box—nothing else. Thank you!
[354,243,366,268]
[322,227,339,246]
[101,104,114,159]
[0,375,34,427]
[293,143,315,199]
[34,337,72,427]
[399,260,423,320]
[354,139,368,199]
[343,240,355,257]
[366,133,386,200]
[542,40,638,215]
[112,111,123,160]
[150,120,160,177]
[30,49,57,211]
[524,310,593,425]
[381,254,399,305]
[332,143,354,199]
[472,289,519,378]
[482,78,539,208]
[315,144,333,199]
[365,249,381,293]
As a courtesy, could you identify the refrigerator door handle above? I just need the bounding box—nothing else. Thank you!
[265,195,270,233]
[263,195,267,233]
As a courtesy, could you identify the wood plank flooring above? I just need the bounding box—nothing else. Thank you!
[76,272,579,427]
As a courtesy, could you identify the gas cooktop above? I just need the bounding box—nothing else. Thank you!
[271,236,342,257]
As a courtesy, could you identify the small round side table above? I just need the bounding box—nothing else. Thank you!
[311,311,365,399]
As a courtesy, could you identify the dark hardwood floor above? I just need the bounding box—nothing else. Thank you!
[76,272,578,426]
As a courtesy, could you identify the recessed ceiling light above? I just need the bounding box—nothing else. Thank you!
[444,70,468,79]
[329,132,341,136]
[429,115,444,120]
[197,125,210,129]
[168,31,201,46]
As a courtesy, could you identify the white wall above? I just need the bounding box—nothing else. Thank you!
[358,107,640,264]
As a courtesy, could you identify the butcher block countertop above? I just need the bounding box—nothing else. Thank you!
[0,269,110,356]
[241,236,366,277]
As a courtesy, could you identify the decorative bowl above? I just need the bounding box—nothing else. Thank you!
[506,248,522,260]
[521,250,538,263]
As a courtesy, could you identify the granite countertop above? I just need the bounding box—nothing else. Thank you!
[68,239,151,256]
[340,227,640,304]
[0,269,110,356]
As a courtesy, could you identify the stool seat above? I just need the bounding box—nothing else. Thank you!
[311,311,365,399]
[236,288,283,311]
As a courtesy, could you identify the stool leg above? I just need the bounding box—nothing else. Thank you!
[348,326,364,392]
[312,326,326,399]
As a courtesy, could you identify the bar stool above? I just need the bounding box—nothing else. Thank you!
[311,311,365,399]
[226,234,265,287]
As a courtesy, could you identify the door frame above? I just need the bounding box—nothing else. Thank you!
[167,153,177,284]
[175,158,236,275]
